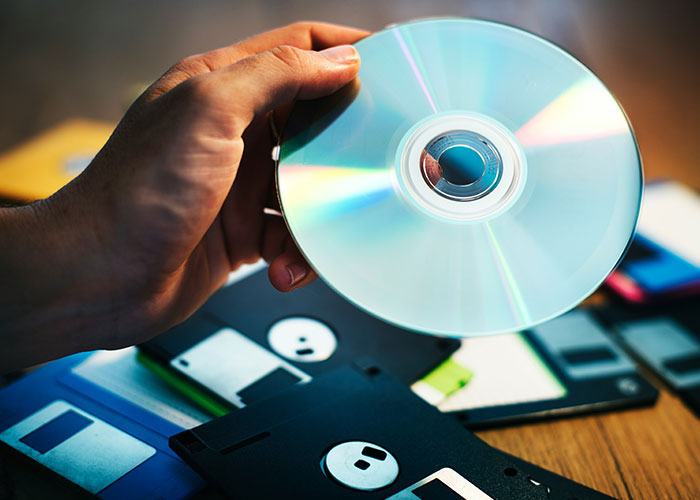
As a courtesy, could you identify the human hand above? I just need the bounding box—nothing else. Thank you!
[0,22,367,370]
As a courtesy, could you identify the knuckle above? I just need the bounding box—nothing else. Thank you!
[145,54,214,101]
[175,54,199,70]
[287,20,313,33]
[167,55,207,78]
[171,74,246,138]
[176,74,216,104]
[288,20,309,29]
[267,45,306,72]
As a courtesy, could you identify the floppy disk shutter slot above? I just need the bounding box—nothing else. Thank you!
[220,432,271,455]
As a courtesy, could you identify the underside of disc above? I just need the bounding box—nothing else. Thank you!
[277,18,642,337]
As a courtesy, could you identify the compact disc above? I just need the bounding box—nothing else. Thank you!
[276,18,642,337]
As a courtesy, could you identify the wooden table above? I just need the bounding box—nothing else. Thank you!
[479,384,700,499]
[1,1,698,499]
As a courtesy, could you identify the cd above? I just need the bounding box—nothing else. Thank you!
[276,18,642,337]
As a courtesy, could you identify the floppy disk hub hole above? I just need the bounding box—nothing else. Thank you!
[354,459,370,470]
[362,446,387,461]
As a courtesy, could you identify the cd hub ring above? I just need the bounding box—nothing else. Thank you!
[395,112,527,222]
[422,130,503,201]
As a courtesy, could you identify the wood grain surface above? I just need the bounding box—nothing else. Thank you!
[1,1,698,499]
[478,388,700,499]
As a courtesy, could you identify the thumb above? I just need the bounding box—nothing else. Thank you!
[207,44,361,134]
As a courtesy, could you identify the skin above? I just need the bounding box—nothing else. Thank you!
[0,22,369,372]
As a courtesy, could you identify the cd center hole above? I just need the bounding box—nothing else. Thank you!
[438,146,485,186]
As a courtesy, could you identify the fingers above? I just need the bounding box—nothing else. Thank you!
[268,234,317,292]
[261,213,317,293]
[203,43,360,139]
[147,22,369,99]
[261,214,288,263]
[225,21,369,62]
[213,43,356,289]
[218,116,273,265]
[421,150,443,185]
[213,44,360,264]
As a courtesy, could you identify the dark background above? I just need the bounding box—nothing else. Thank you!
[1,0,699,188]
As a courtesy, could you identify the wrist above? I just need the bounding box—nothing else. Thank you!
[0,187,123,370]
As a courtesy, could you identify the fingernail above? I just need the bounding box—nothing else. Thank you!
[286,263,308,287]
[319,45,359,64]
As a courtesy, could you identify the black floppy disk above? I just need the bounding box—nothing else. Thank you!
[170,362,614,500]
[597,297,700,418]
[412,309,658,428]
[139,269,459,411]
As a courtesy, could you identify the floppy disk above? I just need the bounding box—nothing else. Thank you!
[0,351,205,499]
[170,361,614,499]
[598,297,700,417]
[412,309,658,427]
[139,268,460,413]
[1,400,155,495]
[0,119,114,201]
[606,181,700,303]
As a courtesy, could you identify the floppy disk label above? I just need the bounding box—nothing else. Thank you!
[170,327,312,408]
[69,347,212,431]
[0,400,155,493]
[386,468,493,500]
[413,333,566,411]
[637,181,700,269]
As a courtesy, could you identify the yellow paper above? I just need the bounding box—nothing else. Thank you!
[0,119,115,201]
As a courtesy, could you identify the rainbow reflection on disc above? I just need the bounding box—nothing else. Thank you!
[276,18,642,337]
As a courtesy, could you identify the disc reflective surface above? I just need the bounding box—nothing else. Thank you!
[277,18,642,337]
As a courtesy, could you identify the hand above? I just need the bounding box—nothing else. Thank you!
[0,22,368,371]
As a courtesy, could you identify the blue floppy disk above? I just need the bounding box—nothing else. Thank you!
[607,181,700,302]
[1,400,155,494]
[0,352,205,499]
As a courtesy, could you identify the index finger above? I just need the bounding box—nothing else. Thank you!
[229,21,370,61]
[148,21,370,99]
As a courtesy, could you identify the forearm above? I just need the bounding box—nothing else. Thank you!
[0,194,119,371]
